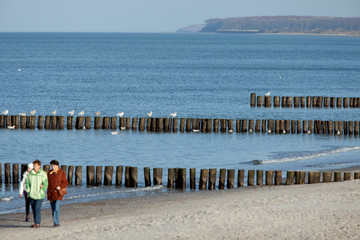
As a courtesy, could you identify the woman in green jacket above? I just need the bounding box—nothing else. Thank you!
[26,159,48,228]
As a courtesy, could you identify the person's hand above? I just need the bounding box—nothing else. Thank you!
[40,184,43,189]
[19,193,23,198]
[56,186,60,190]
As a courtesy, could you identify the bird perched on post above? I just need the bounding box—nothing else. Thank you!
[1,110,9,115]
[170,112,177,117]
[147,111,153,117]
[94,111,100,116]
[265,92,271,96]
[29,110,36,115]
[117,112,124,117]
[78,110,84,116]
[68,110,75,115]
[51,110,57,115]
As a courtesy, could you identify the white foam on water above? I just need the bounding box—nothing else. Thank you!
[260,146,360,164]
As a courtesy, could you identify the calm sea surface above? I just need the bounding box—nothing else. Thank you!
[0,33,360,214]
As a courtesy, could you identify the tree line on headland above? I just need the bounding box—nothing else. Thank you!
[178,16,360,35]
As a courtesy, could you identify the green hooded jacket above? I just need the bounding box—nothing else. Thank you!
[26,168,48,200]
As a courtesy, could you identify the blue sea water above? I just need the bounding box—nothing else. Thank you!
[0,33,360,214]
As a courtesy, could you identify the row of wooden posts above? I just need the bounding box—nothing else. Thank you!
[1,163,359,189]
[1,115,360,135]
[250,93,360,108]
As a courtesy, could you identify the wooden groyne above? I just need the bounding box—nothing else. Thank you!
[0,115,359,136]
[1,163,359,190]
[250,93,360,108]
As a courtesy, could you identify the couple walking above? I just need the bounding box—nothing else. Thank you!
[20,159,68,228]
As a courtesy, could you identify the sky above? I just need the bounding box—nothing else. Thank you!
[0,0,359,32]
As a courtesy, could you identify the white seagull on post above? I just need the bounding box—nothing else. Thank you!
[117,112,124,117]
[1,110,9,115]
[51,110,57,115]
[265,92,271,96]
[170,112,177,117]
[68,110,75,115]
[147,111,153,117]
[78,110,85,116]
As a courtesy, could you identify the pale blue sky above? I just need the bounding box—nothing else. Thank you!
[0,0,359,32]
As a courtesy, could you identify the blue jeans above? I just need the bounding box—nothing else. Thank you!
[30,198,43,225]
[50,200,61,225]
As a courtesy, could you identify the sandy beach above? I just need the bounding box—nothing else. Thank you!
[1,178,359,240]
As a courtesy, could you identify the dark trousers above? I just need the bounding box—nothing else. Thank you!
[30,198,43,224]
[23,191,30,216]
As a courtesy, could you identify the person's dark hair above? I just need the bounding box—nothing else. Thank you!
[50,160,59,166]
[33,159,41,166]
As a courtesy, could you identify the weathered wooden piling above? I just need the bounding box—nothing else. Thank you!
[171,118,177,132]
[219,169,226,189]
[275,120,280,133]
[265,170,274,185]
[125,117,131,130]
[343,97,349,108]
[344,172,351,181]
[84,116,91,129]
[212,119,219,133]
[300,96,305,108]
[355,172,360,179]
[248,119,254,133]
[167,168,175,188]
[0,115,4,128]
[296,120,301,134]
[176,168,186,189]
[312,96,317,108]
[282,96,287,108]
[250,93,256,107]
[5,115,12,128]
[115,166,123,186]
[285,171,295,185]
[43,165,50,173]
[334,172,342,182]
[144,167,151,187]
[308,171,321,184]
[208,168,217,190]
[101,117,110,130]
[227,169,235,189]
[322,172,332,183]
[294,97,300,108]
[257,96,262,107]
[317,96,323,108]
[58,116,65,129]
[255,120,261,132]
[287,96,293,108]
[336,97,342,108]
[355,121,359,135]
[179,118,185,132]
[306,96,311,108]
[75,116,84,129]
[256,170,263,186]
[74,166,81,185]
[241,119,248,133]
[119,117,126,130]
[274,96,280,107]
[104,166,113,185]
[67,166,74,185]
[129,167,138,188]
[220,119,226,133]
[247,170,255,186]
[324,97,329,108]
[21,164,27,178]
[131,117,138,131]
[268,119,274,133]
[330,97,335,108]
[199,169,208,190]
[189,168,196,189]
[285,120,290,133]
[66,116,73,130]
[5,163,11,184]
[12,164,19,184]
[295,171,306,184]
[261,119,266,132]
[227,119,233,133]
[110,117,117,130]
[0,164,2,183]
[86,166,95,186]
[153,168,163,186]
[20,116,27,129]
[275,171,282,185]
[236,119,241,133]
[124,166,130,187]
[265,96,271,107]
[200,119,206,133]
[44,116,50,129]
[28,115,36,129]
[61,165,67,175]
[139,117,146,131]
[238,169,244,187]
[186,118,192,132]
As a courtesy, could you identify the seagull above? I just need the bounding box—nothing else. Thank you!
[229,129,234,133]
[1,110,9,115]
[68,110,75,115]
[51,110,57,115]
[147,111,152,117]
[19,113,27,116]
[94,111,100,116]
[83,126,86,130]
[170,112,177,117]
[18,68,22,72]
[7,126,15,129]
[336,130,340,135]
[282,129,286,134]
[249,129,253,133]
[192,129,200,133]
[279,76,283,79]
[265,92,271,96]
[29,110,36,115]
[267,129,272,133]
[78,110,84,116]
[111,131,118,135]
[120,127,126,130]
[117,112,124,117]
[307,130,311,134]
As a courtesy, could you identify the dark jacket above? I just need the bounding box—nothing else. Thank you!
[47,168,68,201]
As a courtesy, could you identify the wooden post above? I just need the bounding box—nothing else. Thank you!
[330,97,336,108]
[338,121,344,135]
[255,120,261,132]
[61,165,67,176]
[300,96,305,108]
[306,96,311,108]
[328,121,334,134]
[241,119,248,132]
[0,115,4,128]
[43,164,50,173]
[282,96,287,108]
[295,171,306,184]
[110,117,117,129]
[220,119,226,133]
[129,167,138,188]
[179,118,185,132]
[261,119,267,133]
[285,171,295,185]
[336,97,342,108]
[104,166,113,185]
[75,116,84,129]
[312,96,317,108]
[238,169,244,187]
[334,172,342,182]
[20,116,27,129]
[132,117,138,131]
[213,119,219,133]
[67,116,73,130]
[257,96,262,107]
[287,96,293,108]
[308,120,313,133]
[153,168,163,186]
[250,93,256,107]
[44,116,50,129]
[200,119,206,133]
[280,120,285,133]
[102,117,110,130]
[265,96,271,107]
[268,119,274,133]
[227,169,235,189]
[144,167,151,187]
[294,97,300,108]
[208,168,216,190]
[116,166,123,186]
[322,172,332,183]
[125,166,130,187]
[308,171,321,184]
[176,168,186,189]
[85,116,91,129]
[355,121,359,136]
[285,120,290,134]
[219,169,226,189]
[275,120,280,133]
[186,118,192,132]
[12,115,19,129]
[344,172,351,181]
[227,119,233,133]
[275,171,282,185]
[247,119,254,133]
[75,166,82,185]
[125,117,131,130]
[5,115,12,128]
[247,170,255,186]
[58,116,65,129]
[67,166,74,185]
[236,119,241,133]
[172,118,178,132]
[348,121,354,136]
[199,169,208,190]
[354,172,360,179]
[139,117,146,131]
[256,170,263,186]
[189,168,195,190]
[317,96,323,108]
[27,115,36,129]
[21,164,27,178]
[274,96,280,107]
[296,120,301,134]
[167,168,175,188]
[324,97,330,108]
[119,117,126,130]
[5,163,11,184]
[86,166,95,186]
[265,170,273,185]
[12,164,19,184]
[96,166,102,186]
[343,97,349,108]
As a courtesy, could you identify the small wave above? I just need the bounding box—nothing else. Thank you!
[255,146,360,165]
[1,196,14,202]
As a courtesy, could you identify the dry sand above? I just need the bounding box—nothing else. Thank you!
[1,180,360,239]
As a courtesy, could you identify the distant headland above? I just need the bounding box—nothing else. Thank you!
[177,16,360,36]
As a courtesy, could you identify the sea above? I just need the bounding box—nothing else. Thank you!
[0,32,360,214]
